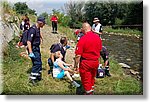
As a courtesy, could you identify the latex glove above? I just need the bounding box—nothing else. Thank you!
[66,45,70,49]
[29,52,35,58]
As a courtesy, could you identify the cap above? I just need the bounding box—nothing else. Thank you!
[37,16,46,24]
[93,17,100,23]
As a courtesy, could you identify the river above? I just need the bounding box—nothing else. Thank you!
[102,33,143,77]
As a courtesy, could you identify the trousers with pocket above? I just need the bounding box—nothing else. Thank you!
[79,60,99,93]
[30,46,42,79]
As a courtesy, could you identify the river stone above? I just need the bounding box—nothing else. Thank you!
[102,38,105,41]
[70,40,74,43]
[126,58,131,61]
[119,63,131,69]
[130,69,139,75]
[137,75,141,80]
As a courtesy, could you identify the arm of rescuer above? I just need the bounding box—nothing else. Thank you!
[100,46,109,68]
[27,41,32,54]
[92,24,103,35]
[104,49,109,68]
[74,37,84,70]
[104,57,109,68]
[74,55,81,71]
[50,44,61,63]
[57,60,74,74]
[92,29,102,35]
[40,33,43,44]
[50,53,55,63]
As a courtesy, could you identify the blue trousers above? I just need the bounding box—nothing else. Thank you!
[30,46,42,79]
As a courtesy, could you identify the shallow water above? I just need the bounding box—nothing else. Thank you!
[102,33,143,74]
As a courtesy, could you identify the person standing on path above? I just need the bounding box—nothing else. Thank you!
[17,14,30,48]
[74,22,102,95]
[27,16,45,85]
[92,17,103,38]
[24,14,30,31]
[50,14,58,34]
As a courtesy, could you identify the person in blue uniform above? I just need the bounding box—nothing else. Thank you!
[100,46,111,77]
[27,16,45,85]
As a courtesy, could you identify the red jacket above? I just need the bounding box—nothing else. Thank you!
[75,31,102,61]
[51,16,58,22]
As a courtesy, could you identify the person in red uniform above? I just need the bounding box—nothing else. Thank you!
[74,22,102,95]
[50,14,58,33]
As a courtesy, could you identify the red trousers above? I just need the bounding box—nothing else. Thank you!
[79,60,99,93]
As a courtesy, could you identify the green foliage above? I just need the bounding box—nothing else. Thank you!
[58,26,76,41]
[1,1,11,13]
[63,0,142,31]
[28,14,37,23]
[13,2,36,15]
[39,12,48,19]
[123,2,143,26]
[104,26,142,36]
[28,9,36,15]
[1,1,16,15]
[64,1,84,28]
[115,18,124,25]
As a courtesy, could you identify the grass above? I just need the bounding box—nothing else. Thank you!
[103,26,142,36]
[58,26,76,41]
[2,37,142,95]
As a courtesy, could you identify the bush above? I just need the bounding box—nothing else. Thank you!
[115,18,124,25]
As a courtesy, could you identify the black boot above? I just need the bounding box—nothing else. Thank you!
[105,66,111,77]
[29,75,37,86]
[37,72,42,81]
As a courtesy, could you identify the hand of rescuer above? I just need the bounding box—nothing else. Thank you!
[29,52,35,58]
[66,68,74,74]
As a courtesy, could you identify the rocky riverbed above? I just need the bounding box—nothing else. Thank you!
[102,32,143,80]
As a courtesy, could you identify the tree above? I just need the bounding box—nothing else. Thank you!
[13,2,36,15]
[123,2,143,25]
[14,2,28,14]
[64,1,84,28]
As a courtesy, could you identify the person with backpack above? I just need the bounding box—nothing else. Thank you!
[92,17,103,38]
[48,37,70,75]
[27,16,45,85]
[74,22,102,95]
